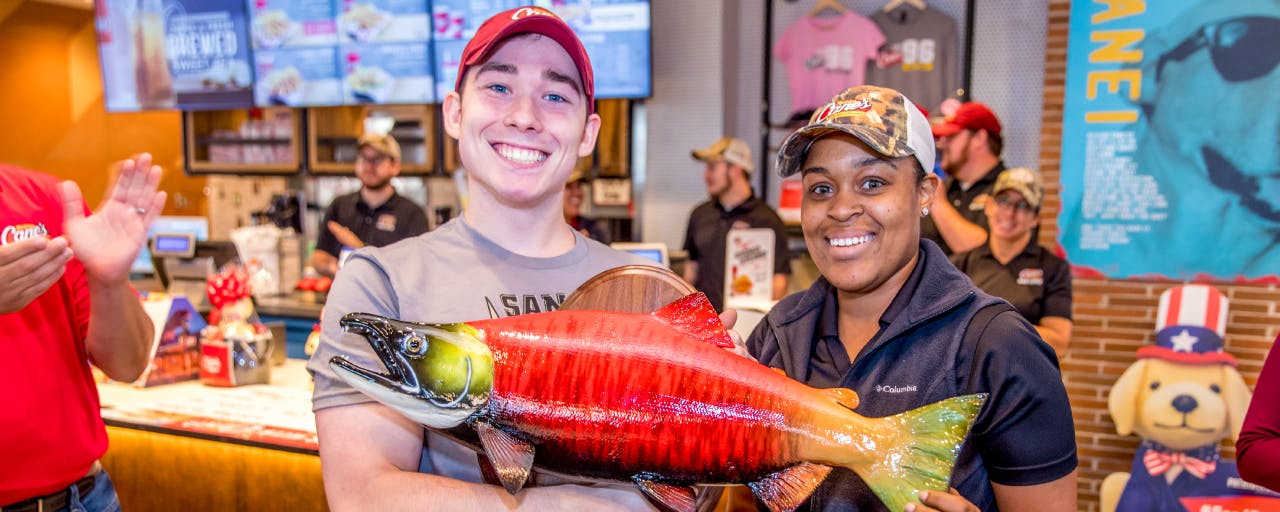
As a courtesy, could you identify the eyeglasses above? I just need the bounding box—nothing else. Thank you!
[992,195,1035,213]
[1157,16,1280,83]
[356,153,389,166]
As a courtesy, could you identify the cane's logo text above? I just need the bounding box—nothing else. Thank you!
[1,223,49,245]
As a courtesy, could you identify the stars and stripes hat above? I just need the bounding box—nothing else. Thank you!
[1137,284,1237,366]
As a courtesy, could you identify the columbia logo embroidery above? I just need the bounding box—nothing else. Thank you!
[874,384,918,393]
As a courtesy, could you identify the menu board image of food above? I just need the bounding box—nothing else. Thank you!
[341,42,434,104]
[339,0,430,43]
[254,47,343,106]
[95,0,255,111]
[430,0,652,100]
[248,0,338,48]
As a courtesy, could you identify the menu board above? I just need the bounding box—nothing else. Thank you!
[432,0,651,100]
[95,0,256,111]
[249,0,344,106]
[97,0,651,110]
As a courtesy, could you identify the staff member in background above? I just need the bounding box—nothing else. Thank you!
[949,167,1073,356]
[683,136,791,312]
[747,86,1077,511]
[922,101,1007,255]
[563,168,610,244]
[311,133,428,277]
[1,155,165,512]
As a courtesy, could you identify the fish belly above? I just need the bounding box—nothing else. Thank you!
[474,312,813,483]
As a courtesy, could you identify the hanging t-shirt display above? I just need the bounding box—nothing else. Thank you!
[865,5,960,113]
[773,12,885,114]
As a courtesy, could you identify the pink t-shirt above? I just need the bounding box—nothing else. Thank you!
[774,12,886,114]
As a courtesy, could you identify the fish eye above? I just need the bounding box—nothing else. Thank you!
[405,334,425,355]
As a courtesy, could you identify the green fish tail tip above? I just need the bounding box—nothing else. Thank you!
[862,394,988,511]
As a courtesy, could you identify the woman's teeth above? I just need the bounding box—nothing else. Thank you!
[497,145,547,165]
[829,235,873,247]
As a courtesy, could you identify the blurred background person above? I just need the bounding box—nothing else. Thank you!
[1238,334,1280,492]
[683,136,791,312]
[922,101,1006,255]
[950,167,1073,356]
[563,169,610,244]
[311,133,428,276]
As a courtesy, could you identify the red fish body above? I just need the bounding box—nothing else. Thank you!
[331,293,984,512]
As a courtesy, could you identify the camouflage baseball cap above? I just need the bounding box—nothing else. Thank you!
[993,167,1044,208]
[775,85,934,178]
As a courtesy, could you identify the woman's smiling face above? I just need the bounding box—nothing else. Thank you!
[800,133,937,296]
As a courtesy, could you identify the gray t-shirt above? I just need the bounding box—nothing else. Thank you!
[865,4,960,113]
[308,217,651,483]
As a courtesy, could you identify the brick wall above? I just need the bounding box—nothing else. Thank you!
[1037,2,1280,510]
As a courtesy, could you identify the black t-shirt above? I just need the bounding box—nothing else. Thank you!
[920,162,1005,255]
[315,191,429,258]
[682,195,792,311]
[950,243,1073,325]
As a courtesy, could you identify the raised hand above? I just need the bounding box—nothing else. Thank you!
[327,220,365,249]
[61,153,167,286]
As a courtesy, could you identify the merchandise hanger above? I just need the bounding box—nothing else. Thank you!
[808,0,848,18]
[882,0,926,12]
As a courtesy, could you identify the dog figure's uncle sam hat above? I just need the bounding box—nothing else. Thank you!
[1137,284,1238,367]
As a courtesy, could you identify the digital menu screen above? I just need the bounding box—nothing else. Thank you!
[95,0,256,111]
[98,0,650,111]
[432,0,651,100]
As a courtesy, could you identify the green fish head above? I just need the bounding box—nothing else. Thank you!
[330,312,495,429]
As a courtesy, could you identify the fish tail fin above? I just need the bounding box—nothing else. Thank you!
[853,393,987,511]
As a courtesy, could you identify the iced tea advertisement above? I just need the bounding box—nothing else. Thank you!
[96,0,255,111]
[1058,1,1280,282]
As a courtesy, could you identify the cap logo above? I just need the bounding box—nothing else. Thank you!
[511,6,557,20]
[814,98,872,123]
[1,223,48,245]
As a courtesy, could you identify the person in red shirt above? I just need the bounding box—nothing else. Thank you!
[1238,335,1280,492]
[0,154,166,511]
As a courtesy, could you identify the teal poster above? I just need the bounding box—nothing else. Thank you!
[1059,0,1280,282]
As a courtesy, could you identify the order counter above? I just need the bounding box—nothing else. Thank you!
[97,360,327,512]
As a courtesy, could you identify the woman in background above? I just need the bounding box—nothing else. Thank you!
[949,167,1073,356]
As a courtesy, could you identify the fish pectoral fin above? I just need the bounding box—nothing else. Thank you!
[650,293,734,349]
[824,387,860,410]
[631,475,696,512]
[746,462,833,512]
[475,422,535,494]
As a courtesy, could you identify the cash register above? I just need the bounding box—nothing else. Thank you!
[150,234,241,313]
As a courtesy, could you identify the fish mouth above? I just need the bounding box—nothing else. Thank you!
[329,312,494,429]
[1202,146,1280,223]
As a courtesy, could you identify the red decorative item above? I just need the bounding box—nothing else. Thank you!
[206,265,252,309]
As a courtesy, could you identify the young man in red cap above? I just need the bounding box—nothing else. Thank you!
[308,6,658,511]
[921,101,1007,255]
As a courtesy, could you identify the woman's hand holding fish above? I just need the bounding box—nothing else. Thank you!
[718,308,753,359]
[905,489,979,512]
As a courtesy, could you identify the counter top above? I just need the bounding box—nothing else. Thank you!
[98,360,318,453]
[255,293,325,319]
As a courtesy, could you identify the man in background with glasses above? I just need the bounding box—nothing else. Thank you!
[311,133,428,277]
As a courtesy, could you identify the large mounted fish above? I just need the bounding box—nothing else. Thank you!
[330,293,985,512]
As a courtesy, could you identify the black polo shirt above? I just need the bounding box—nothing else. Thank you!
[315,191,428,257]
[682,195,792,312]
[920,162,1005,255]
[950,243,1072,326]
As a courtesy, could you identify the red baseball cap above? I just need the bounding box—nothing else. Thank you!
[931,101,1001,137]
[453,6,595,114]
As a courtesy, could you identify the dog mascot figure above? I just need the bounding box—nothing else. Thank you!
[1102,285,1280,512]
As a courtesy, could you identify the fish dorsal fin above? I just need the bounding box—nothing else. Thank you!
[632,475,696,512]
[824,388,860,411]
[747,462,834,512]
[650,293,734,349]
[475,422,535,494]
